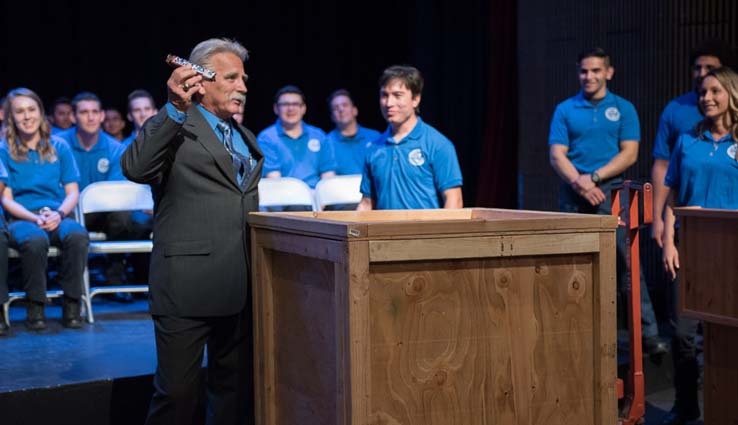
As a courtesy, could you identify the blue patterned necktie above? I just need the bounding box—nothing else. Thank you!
[216,120,252,188]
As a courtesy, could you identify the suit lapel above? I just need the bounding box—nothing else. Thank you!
[183,106,240,189]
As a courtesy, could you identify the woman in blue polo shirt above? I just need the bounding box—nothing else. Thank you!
[0,87,89,331]
[660,66,738,424]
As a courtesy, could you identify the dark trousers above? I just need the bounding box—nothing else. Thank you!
[145,306,254,425]
[669,236,700,419]
[8,219,89,303]
[559,179,659,339]
[0,219,9,304]
[85,211,153,282]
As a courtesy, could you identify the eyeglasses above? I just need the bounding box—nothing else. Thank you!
[277,102,304,109]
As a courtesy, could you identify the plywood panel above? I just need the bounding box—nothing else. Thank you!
[270,250,339,425]
[703,323,738,425]
[680,215,738,326]
[366,255,596,425]
[368,232,600,262]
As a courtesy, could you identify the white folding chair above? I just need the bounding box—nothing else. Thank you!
[258,177,317,211]
[314,174,362,211]
[77,181,154,322]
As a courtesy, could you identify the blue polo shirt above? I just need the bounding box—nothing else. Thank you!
[653,91,703,160]
[665,130,738,209]
[257,120,336,188]
[326,125,382,175]
[0,137,80,211]
[360,117,463,210]
[549,90,640,173]
[56,128,126,191]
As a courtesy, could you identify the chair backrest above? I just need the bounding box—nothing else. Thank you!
[77,181,154,227]
[314,174,362,210]
[258,177,316,211]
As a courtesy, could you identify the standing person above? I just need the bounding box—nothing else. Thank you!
[650,41,732,425]
[357,65,463,210]
[257,85,336,188]
[660,67,738,425]
[651,40,732,246]
[326,89,381,176]
[548,47,667,356]
[0,88,89,330]
[122,89,158,147]
[122,37,262,425]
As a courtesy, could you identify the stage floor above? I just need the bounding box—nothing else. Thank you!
[0,298,702,424]
[0,297,155,393]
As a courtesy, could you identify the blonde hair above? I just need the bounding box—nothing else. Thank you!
[696,67,738,161]
[2,87,57,163]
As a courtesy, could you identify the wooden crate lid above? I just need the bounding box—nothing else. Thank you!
[248,208,617,240]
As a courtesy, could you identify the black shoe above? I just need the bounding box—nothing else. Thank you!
[660,408,701,425]
[62,297,83,329]
[26,301,47,330]
[643,336,669,356]
[0,311,9,336]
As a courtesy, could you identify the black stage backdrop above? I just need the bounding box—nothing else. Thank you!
[0,1,518,208]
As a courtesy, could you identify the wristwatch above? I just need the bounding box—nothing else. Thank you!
[591,171,601,186]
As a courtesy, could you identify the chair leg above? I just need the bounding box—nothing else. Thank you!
[82,267,95,323]
[2,301,10,328]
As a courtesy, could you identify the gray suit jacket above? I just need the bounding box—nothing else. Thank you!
[121,106,263,316]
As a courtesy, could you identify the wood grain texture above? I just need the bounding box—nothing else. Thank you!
[703,323,738,425]
[249,208,617,241]
[270,250,339,425]
[366,256,597,425]
[368,233,600,262]
[593,231,618,424]
[679,214,738,326]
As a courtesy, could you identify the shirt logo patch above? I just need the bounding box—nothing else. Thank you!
[727,143,737,160]
[605,107,621,122]
[408,148,425,166]
[307,138,321,152]
[365,141,373,148]
[97,158,110,173]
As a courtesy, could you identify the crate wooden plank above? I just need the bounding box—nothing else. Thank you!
[368,232,601,262]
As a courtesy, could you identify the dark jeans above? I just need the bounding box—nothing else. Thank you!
[669,236,700,419]
[559,179,659,339]
[8,219,89,303]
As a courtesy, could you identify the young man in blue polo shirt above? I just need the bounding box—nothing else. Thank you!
[357,65,463,210]
[257,85,336,189]
[58,92,152,296]
[326,89,381,175]
[121,89,158,148]
[548,47,667,358]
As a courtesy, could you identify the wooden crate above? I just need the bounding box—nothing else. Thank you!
[249,208,617,425]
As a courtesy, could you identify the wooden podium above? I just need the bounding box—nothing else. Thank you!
[676,207,738,424]
[249,208,618,425]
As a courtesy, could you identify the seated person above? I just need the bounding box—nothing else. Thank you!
[0,161,9,336]
[257,85,336,192]
[58,92,152,295]
[0,88,89,330]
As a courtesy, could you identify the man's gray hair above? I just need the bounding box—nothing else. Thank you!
[189,38,249,68]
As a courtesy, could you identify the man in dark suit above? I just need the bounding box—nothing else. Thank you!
[121,37,262,425]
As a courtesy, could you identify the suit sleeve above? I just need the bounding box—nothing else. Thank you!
[121,107,183,184]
